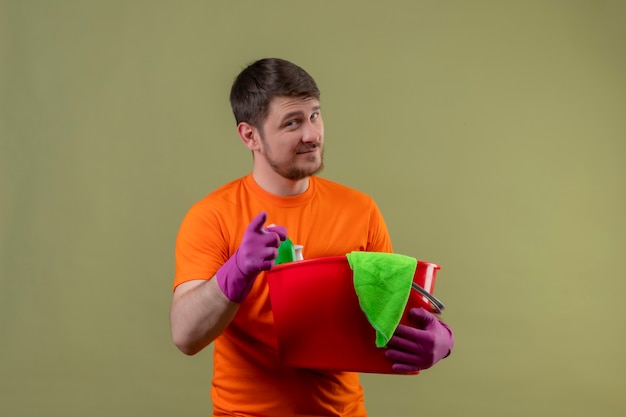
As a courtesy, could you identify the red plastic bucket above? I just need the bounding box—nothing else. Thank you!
[267,255,440,374]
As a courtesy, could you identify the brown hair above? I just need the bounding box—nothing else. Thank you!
[229,58,320,128]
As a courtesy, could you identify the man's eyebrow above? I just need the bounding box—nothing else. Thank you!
[282,110,304,122]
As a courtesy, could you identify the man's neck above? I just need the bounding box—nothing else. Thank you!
[252,169,310,197]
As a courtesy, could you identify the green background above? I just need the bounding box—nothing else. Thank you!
[1,1,625,416]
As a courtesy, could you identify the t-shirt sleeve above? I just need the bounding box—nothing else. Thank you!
[173,202,229,291]
[366,199,393,253]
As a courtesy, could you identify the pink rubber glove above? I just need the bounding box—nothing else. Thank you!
[216,212,287,303]
[385,307,454,373]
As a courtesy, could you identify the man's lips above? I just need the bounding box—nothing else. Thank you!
[296,147,319,155]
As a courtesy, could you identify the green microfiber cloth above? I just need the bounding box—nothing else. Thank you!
[346,252,417,348]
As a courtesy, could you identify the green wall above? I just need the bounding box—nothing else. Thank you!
[1,1,625,416]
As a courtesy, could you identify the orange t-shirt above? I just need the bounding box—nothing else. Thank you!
[174,174,393,416]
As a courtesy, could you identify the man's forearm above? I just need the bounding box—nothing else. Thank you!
[170,278,239,355]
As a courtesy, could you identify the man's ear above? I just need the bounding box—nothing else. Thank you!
[237,122,261,151]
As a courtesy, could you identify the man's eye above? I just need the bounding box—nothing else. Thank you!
[311,112,319,120]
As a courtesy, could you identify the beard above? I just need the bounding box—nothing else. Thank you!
[260,139,325,181]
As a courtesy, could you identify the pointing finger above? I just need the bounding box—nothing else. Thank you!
[248,212,268,232]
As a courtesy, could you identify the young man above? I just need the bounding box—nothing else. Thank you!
[170,58,454,416]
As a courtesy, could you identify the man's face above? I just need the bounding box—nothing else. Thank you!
[257,96,324,180]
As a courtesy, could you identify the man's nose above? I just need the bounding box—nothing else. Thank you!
[301,120,323,143]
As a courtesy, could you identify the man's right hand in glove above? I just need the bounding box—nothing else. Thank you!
[170,211,286,355]
[216,211,287,303]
